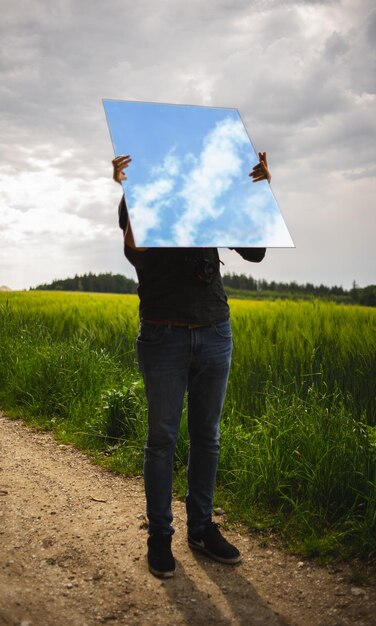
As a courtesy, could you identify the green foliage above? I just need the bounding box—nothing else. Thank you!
[219,383,376,558]
[228,299,376,423]
[29,270,376,306]
[0,292,375,560]
[223,273,375,306]
[98,383,146,441]
[350,284,376,307]
[31,272,138,294]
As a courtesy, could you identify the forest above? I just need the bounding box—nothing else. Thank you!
[32,271,376,306]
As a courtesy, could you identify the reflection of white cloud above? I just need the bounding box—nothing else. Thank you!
[129,177,174,243]
[130,149,181,243]
[151,150,181,177]
[196,186,293,247]
[200,224,246,247]
[240,191,294,247]
[241,189,270,223]
[202,212,293,247]
[127,115,292,247]
[263,214,293,247]
[172,117,248,245]
[165,154,180,176]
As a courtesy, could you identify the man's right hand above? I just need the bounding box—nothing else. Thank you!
[112,155,132,184]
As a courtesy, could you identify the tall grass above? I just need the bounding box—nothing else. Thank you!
[0,292,375,559]
[228,299,376,423]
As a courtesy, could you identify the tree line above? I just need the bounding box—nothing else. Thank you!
[32,272,375,306]
[31,272,138,294]
[223,274,375,306]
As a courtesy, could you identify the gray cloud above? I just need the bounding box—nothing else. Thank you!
[1,0,375,290]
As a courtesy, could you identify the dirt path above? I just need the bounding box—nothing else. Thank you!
[0,415,375,626]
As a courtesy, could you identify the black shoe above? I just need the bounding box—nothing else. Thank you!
[147,533,176,578]
[188,522,241,564]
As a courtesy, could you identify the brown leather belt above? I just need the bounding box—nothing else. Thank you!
[141,318,211,329]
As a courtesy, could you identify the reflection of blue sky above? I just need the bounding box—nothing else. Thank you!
[103,100,293,247]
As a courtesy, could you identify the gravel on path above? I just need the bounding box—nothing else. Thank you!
[0,414,375,626]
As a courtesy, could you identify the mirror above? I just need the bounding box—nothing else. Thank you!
[103,99,294,248]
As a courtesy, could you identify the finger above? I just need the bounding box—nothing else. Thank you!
[249,168,269,180]
[250,174,267,182]
[249,168,263,178]
[111,156,132,167]
[112,157,132,169]
[252,158,266,170]
[259,151,268,167]
[112,155,132,163]
[261,160,271,182]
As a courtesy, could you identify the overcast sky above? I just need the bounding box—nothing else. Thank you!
[1,0,375,290]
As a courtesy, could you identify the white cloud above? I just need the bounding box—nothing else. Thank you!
[239,189,294,247]
[200,188,293,247]
[172,117,248,245]
[129,177,175,244]
[0,156,115,243]
[151,151,181,177]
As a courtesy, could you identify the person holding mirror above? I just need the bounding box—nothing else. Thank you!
[112,152,270,578]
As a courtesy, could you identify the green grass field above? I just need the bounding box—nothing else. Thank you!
[1,291,375,561]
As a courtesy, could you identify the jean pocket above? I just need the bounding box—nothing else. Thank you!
[137,322,167,345]
[212,319,232,339]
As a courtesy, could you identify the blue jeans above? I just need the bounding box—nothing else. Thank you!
[136,319,233,535]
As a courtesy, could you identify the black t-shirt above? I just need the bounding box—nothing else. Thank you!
[118,196,265,325]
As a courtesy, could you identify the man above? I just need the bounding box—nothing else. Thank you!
[112,152,270,578]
